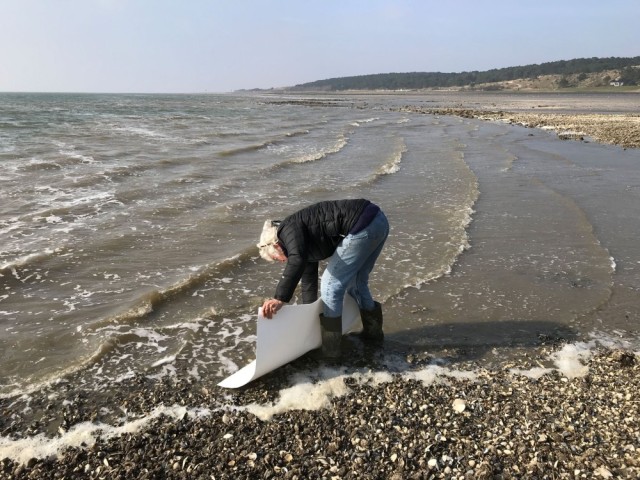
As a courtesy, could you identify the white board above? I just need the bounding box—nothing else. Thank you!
[218,296,361,388]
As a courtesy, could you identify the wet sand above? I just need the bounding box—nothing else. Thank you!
[400,106,640,149]
[387,90,640,149]
[276,90,640,148]
[2,94,640,478]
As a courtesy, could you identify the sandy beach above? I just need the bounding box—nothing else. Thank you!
[2,93,640,479]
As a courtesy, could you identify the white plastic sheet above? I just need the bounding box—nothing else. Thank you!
[218,297,360,388]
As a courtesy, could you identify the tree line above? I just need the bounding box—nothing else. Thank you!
[289,56,640,91]
[619,65,640,85]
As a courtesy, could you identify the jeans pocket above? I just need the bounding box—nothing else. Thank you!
[342,230,368,251]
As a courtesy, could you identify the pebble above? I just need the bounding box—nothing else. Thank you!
[1,348,639,479]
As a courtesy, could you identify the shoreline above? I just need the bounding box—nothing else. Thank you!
[2,91,640,478]
[398,106,640,149]
[265,90,640,149]
[2,346,640,478]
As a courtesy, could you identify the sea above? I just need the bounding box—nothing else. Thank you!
[1,91,639,459]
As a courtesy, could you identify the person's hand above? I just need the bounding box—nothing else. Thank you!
[261,299,285,319]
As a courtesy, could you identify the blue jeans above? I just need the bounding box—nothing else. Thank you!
[321,210,389,317]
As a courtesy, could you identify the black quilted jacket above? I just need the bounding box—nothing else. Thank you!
[274,199,371,303]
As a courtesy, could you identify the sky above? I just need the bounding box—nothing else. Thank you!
[1,0,639,93]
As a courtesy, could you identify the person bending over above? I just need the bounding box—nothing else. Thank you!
[257,199,389,358]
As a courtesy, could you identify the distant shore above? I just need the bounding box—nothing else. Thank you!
[265,90,640,149]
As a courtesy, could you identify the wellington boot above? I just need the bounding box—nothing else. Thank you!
[320,314,342,359]
[359,301,384,343]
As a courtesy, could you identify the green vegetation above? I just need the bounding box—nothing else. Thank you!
[620,65,640,85]
[288,56,640,91]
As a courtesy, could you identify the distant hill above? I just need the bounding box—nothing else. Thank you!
[286,56,640,92]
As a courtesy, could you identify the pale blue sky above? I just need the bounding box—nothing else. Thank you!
[1,0,638,93]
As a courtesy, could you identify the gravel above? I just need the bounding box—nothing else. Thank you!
[2,348,639,479]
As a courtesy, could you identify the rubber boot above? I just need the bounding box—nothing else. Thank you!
[359,301,384,342]
[320,314,342,358]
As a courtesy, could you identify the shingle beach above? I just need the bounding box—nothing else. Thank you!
[2,347,639,479]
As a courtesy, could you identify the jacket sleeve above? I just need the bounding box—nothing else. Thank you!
[274,258,305,302]
[273,224,308,303]
[300,261,318,303]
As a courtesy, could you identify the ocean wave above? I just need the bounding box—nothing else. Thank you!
[19,159,63,172]
[218,129,311,157]
[285,129,311,138]
[357,117,380,124]
[108,124,209,146]
[29,189,120,220]
[57,146,97,164]
[113,125,172,140]
[0,218,23,237]
[218,140,273,157]
[0,248,63,272]
[350,117,381,128]
[388,152,480,295]
[376,137,407,175]
[290,134,349,164]
[87,251,256,330]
